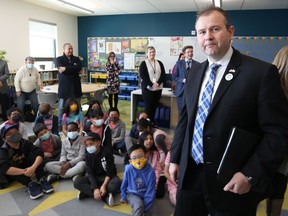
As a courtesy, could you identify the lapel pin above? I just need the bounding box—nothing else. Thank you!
[229,69,236,73]
[225,73,233,81]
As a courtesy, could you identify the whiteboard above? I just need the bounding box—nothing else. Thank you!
[148,36,207,73]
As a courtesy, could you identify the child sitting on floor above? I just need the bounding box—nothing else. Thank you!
[74,132,121,206]
[62,98,84,137]
[164,151,177,206]
[121,145,156,216]
[139,132,165,199]
[45,122,86,183]
[35,103,59,136]
[0,124,54,199]
[33,123,62,164]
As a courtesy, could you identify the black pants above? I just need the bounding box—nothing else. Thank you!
[142,89,162,124]
[0,93,8,121]
[9,163,46,187]
[269,171,288,199]
[175,158,257,216]
[74,175,121,197]
[108,93,118,109]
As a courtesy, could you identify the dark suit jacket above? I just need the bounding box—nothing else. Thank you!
[56,54,82,99]
[170,48,288,212]
[172,59,200,97]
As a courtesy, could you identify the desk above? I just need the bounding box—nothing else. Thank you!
[131,88,178,129]
[41,83,106,94]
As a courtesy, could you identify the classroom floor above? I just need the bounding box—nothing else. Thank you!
[0,99,287,216]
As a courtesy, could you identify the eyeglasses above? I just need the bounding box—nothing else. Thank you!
[130,154,145,161]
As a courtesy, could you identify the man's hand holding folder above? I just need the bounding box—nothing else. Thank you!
[217,127,261,194]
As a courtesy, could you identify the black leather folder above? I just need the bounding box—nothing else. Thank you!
[217,127,261,184]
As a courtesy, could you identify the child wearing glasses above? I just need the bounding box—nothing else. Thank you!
[120,145,156,216]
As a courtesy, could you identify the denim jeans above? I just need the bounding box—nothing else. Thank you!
[58,97,81,125]
[17,89,38,115]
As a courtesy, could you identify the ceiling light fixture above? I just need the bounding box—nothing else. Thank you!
[213,0,222,7]
[56,0,94,14]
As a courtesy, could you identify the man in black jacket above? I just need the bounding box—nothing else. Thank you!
[74,132,121,206]
[56,43,82,125]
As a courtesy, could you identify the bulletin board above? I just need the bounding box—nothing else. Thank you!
[87,36,287,74]
[232,36,288,64]
[87,36,207,73]
[87,37,148,72]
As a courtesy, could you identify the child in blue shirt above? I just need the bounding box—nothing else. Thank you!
[121,145,156,216]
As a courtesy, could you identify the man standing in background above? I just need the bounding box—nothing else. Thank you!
[56,43,82,125]
[0,59,10,121]
[173,45,200,114]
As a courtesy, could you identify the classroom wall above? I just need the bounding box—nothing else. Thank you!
[78,9,288,68]
[0,0,78,70]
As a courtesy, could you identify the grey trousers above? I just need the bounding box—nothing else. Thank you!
[127,193,152,216]
[45,161,86,178]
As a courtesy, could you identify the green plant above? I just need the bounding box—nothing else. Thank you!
[0,50,8,61]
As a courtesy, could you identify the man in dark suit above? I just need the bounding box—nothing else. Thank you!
[169,6,288,216]
[172,45,200,115]
[56,43,82,125]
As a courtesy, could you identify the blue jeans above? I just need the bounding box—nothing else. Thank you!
[58,97,81,125]
[17,89,38,115]
[113,140,126,151]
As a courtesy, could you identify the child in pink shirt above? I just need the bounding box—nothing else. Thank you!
[164,151,177,206]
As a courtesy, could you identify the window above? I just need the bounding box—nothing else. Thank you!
[29,19,57,70]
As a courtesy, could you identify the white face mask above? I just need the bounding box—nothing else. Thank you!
[67,131,78,140]
[86,146,97,154]
[93,119,104,127]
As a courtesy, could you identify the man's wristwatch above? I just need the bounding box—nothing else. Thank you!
[247,176,259,186]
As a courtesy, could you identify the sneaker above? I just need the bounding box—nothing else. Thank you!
[77,191,88,200]
[106,193,114,206]
[47,174,60,184]
[39,177,54,194]
[28,181,43,200]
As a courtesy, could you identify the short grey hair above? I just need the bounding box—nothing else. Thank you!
[25,56,35,62]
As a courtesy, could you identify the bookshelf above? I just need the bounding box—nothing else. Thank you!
[89,70,139,101]
[8,67,88,87]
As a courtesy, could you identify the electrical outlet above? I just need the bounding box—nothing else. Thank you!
[191,30,196,35]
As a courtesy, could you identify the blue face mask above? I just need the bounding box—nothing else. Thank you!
[40,132,50,141]
[27,64,34,69]
[86,146,97,154]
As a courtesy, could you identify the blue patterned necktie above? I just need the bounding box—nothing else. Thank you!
[186,61,191,70]
[192,63,221,164]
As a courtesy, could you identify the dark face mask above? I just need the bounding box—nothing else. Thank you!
[110,117,119,123]
[7,132,22,143]
[11,115,22,123]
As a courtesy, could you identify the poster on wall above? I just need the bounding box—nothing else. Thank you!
[170,37,183,56]
[124,53,135,70]
[131,38,148,52]
[122,39,130,53]
[97,39,105,53]
[106,42,121,54]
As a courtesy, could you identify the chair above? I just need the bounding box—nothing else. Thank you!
[94,88,107,111]
[37,92,58,109]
